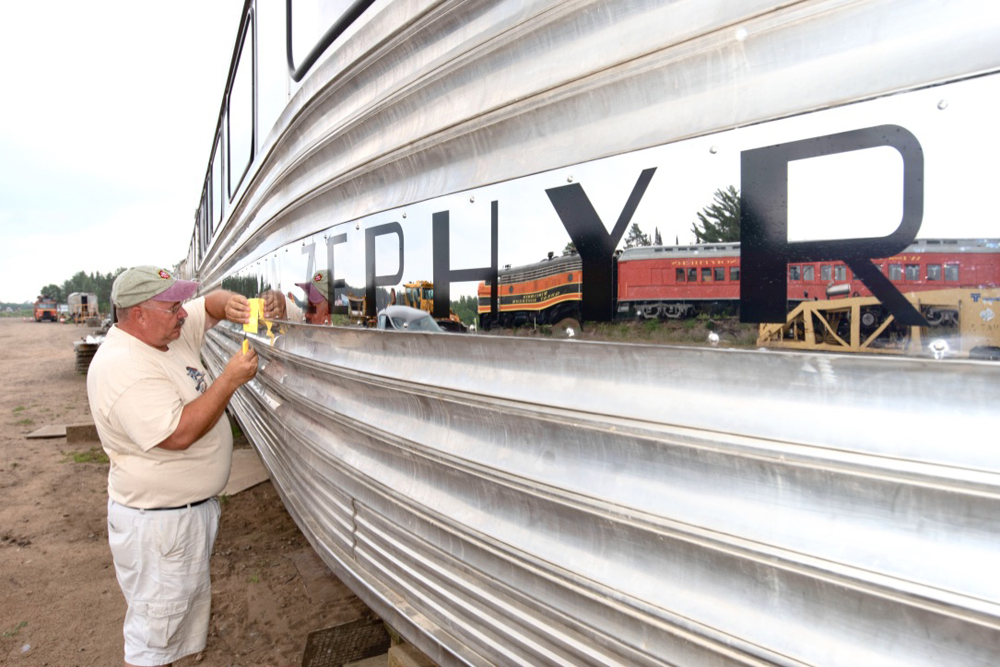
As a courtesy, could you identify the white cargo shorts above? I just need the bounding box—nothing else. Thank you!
[107,498,220,666]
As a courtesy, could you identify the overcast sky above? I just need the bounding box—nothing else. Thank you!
[0,1,243,303]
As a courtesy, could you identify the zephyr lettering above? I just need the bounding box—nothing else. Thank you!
[740,125,927,325]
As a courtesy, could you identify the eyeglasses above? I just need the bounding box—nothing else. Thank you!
[140,303,183,316]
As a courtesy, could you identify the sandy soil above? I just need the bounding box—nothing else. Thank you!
[0,318,374,666]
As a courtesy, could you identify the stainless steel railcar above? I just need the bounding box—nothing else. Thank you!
[184,1,1000,664]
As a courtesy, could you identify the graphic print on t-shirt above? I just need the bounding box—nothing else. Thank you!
[186,366,207,393]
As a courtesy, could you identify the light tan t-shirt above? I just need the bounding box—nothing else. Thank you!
[87,297,233,508]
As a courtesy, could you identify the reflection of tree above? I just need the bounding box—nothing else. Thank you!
[691,186,740,243]
[451,295,478,324]
[222,274,272,298]
[39,283,64,303]
[624,223,651,248]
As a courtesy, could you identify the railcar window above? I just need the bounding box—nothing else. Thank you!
[257,0,288,147]
[701,268,712,282]
[927,264,942,281]
[714,267,725,281]
[290,0,362,78]
[730,267,740,281]
[905,264,920,280]
[803,265,814,281]
[687,268,697,282]
[888,263,902,280]
[789,266,801,281]
[212,141,223,233]
[228,20,254,199]
[204,197,211,247]
[676,268,685,282]
[290,0,323,69]
[203,200,210,239]
[945,263,959,281]
[198,199,207,257]
[834,265,846,281]
[821,264,831,281]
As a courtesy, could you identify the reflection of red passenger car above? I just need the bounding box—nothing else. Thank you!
[617,243,741,318]
[619,238,1000,319]
[478,239,1000,326]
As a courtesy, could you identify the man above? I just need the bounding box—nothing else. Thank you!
[87,266,258,667]
[250,270,332,325]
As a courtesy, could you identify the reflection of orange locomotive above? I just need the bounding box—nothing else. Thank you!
[477,239,1000,328]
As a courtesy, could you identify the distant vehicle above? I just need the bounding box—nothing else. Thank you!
[400,280,468,332]
[376,305,443,332]
[33,296,58,322]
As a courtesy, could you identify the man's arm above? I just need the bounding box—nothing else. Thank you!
[157,290,257,451]
[156,346,258,450]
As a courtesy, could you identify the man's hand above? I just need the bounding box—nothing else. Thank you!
[222,345,259,388]
[156,346,258,451]
[262,289,287,319]
[225,294,252,325]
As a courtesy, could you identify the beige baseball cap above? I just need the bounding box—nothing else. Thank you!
[112,266,199,308]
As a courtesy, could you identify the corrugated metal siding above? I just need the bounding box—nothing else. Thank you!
[196,0,1000,663]
[205,323,1000,664]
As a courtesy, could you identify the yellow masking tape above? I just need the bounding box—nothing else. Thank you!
[264,319,275,345]
[244,298,263,334]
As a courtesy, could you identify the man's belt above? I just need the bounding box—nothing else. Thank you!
[145,497,213,511]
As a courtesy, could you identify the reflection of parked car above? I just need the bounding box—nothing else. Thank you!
[377,306,443,332]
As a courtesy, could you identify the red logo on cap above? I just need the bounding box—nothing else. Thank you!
[313,272,323,282]
[158,269,171,280]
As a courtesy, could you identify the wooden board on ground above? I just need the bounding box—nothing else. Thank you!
[286,548,365,608]
[26,425,66,439]
[223,447,270,496]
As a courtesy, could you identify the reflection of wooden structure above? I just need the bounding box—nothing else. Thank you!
[758,288,1000,357]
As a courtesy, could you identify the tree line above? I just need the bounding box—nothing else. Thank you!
[565,185,740,255]
[38,268,127,314]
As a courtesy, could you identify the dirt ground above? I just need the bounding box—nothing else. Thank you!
[0,317,375,666]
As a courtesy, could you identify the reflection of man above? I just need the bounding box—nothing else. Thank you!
[260,270,332,324]
[295,270,332,324]
[87,266,258,667]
